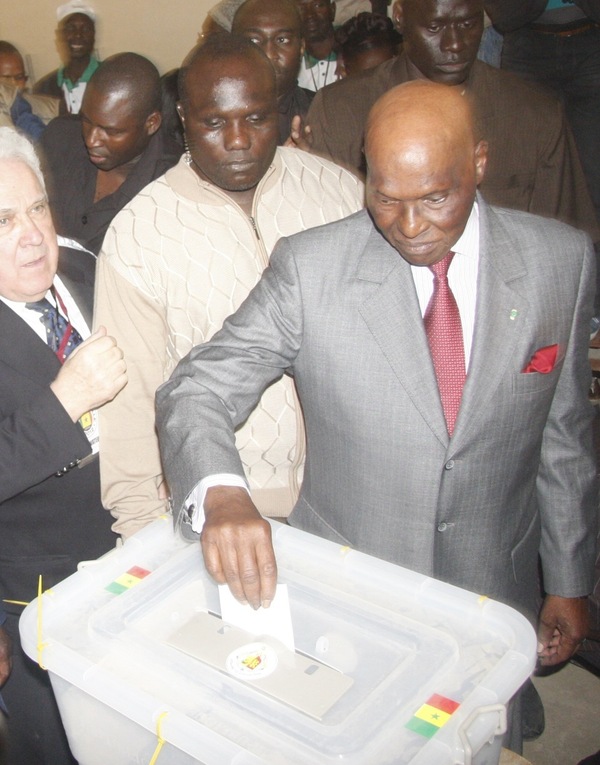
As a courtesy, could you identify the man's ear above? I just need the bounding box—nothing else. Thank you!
[391,0,404,34]
[145,110,162,136]
[474,139,488,186]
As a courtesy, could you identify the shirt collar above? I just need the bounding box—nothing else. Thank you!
[302,50,337,68]
[57,56,99,90]
[1,282,61,313]
[451,201,479,260]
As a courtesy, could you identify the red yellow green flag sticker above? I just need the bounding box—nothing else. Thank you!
[405,694,460,739]
[105,565,151,595]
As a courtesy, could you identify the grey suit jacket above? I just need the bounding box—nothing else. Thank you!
[156,199,598,618]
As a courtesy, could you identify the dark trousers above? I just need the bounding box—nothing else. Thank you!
[1,612,76,765]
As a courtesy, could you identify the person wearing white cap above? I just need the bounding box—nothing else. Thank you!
[33,1,98,114]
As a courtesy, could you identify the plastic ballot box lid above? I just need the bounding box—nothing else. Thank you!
[20,516,537,765]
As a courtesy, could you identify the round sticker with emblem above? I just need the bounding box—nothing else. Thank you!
[225,642,278,680]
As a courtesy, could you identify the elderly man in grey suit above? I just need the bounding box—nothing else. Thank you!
[156,80,597,748]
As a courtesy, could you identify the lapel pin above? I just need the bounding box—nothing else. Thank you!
[509,309,518,321]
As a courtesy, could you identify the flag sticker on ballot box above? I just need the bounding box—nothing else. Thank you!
[405,693,460,738]
[105,566,151,595]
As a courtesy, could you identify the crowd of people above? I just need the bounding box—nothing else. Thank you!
[1,0,599,763]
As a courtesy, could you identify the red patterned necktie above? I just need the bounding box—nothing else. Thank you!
[424,252,466,435]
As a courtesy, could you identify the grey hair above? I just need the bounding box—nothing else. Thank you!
[0,127,46,190]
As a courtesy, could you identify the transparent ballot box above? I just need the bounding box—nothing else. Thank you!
[20,516,537,765]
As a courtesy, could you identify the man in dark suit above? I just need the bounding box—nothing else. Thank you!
[0,127,127,764]
[301,0,599,248]
[156,81,597,752]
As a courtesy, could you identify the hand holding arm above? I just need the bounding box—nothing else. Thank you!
[50,326,127,422]
[284,115,314,152]
[201,486,277,610]
[537,594,589,667]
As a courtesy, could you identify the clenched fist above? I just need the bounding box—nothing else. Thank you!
[50,326,128,421]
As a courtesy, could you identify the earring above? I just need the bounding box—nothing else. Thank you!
[184,136,192,166]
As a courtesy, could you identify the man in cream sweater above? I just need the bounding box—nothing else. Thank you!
[94,34,364,538]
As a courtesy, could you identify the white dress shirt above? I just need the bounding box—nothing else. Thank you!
[1,276,91,342]
[410,203,480,370]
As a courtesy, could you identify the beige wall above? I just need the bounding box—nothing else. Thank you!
[2,0,374,83]
[2,0,214,83]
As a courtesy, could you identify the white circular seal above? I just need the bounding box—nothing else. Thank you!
[225,642,278,680]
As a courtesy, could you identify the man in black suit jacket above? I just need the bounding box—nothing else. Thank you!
[0,127,127,764]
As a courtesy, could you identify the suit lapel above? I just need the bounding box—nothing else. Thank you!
[356,201,531,448]
[358,223,449,446]
[451,199,530,444]
[57,246,95,328]
[0,249,93,392]
[0,302,61,385]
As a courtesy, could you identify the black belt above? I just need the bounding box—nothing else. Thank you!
[529,18,600,37]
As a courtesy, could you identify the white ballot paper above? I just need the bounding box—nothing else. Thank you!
[218,583,295,651]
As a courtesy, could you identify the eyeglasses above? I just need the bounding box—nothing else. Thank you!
[0,73,28,84]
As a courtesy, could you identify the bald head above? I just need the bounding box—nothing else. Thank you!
[366,79,479,161]
[87,53,162,116]
[365,80,487,267]
[79,53,163,172]
[178,33,275,105]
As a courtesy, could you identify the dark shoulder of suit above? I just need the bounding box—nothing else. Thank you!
[32,69,62,99]
[58,244,96,319]
[38,114,80,176]
[307,55,409,173]
[471,60,599,239]
[37,114,87,230]
[469,59,563,157]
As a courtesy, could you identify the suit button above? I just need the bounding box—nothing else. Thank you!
[445,460,455,470]
[81,215,88,224]
[437,522,448,532]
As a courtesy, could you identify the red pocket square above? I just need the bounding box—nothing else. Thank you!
[522,344,559,374]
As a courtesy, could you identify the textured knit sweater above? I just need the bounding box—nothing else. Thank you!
[95,148,365,537]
